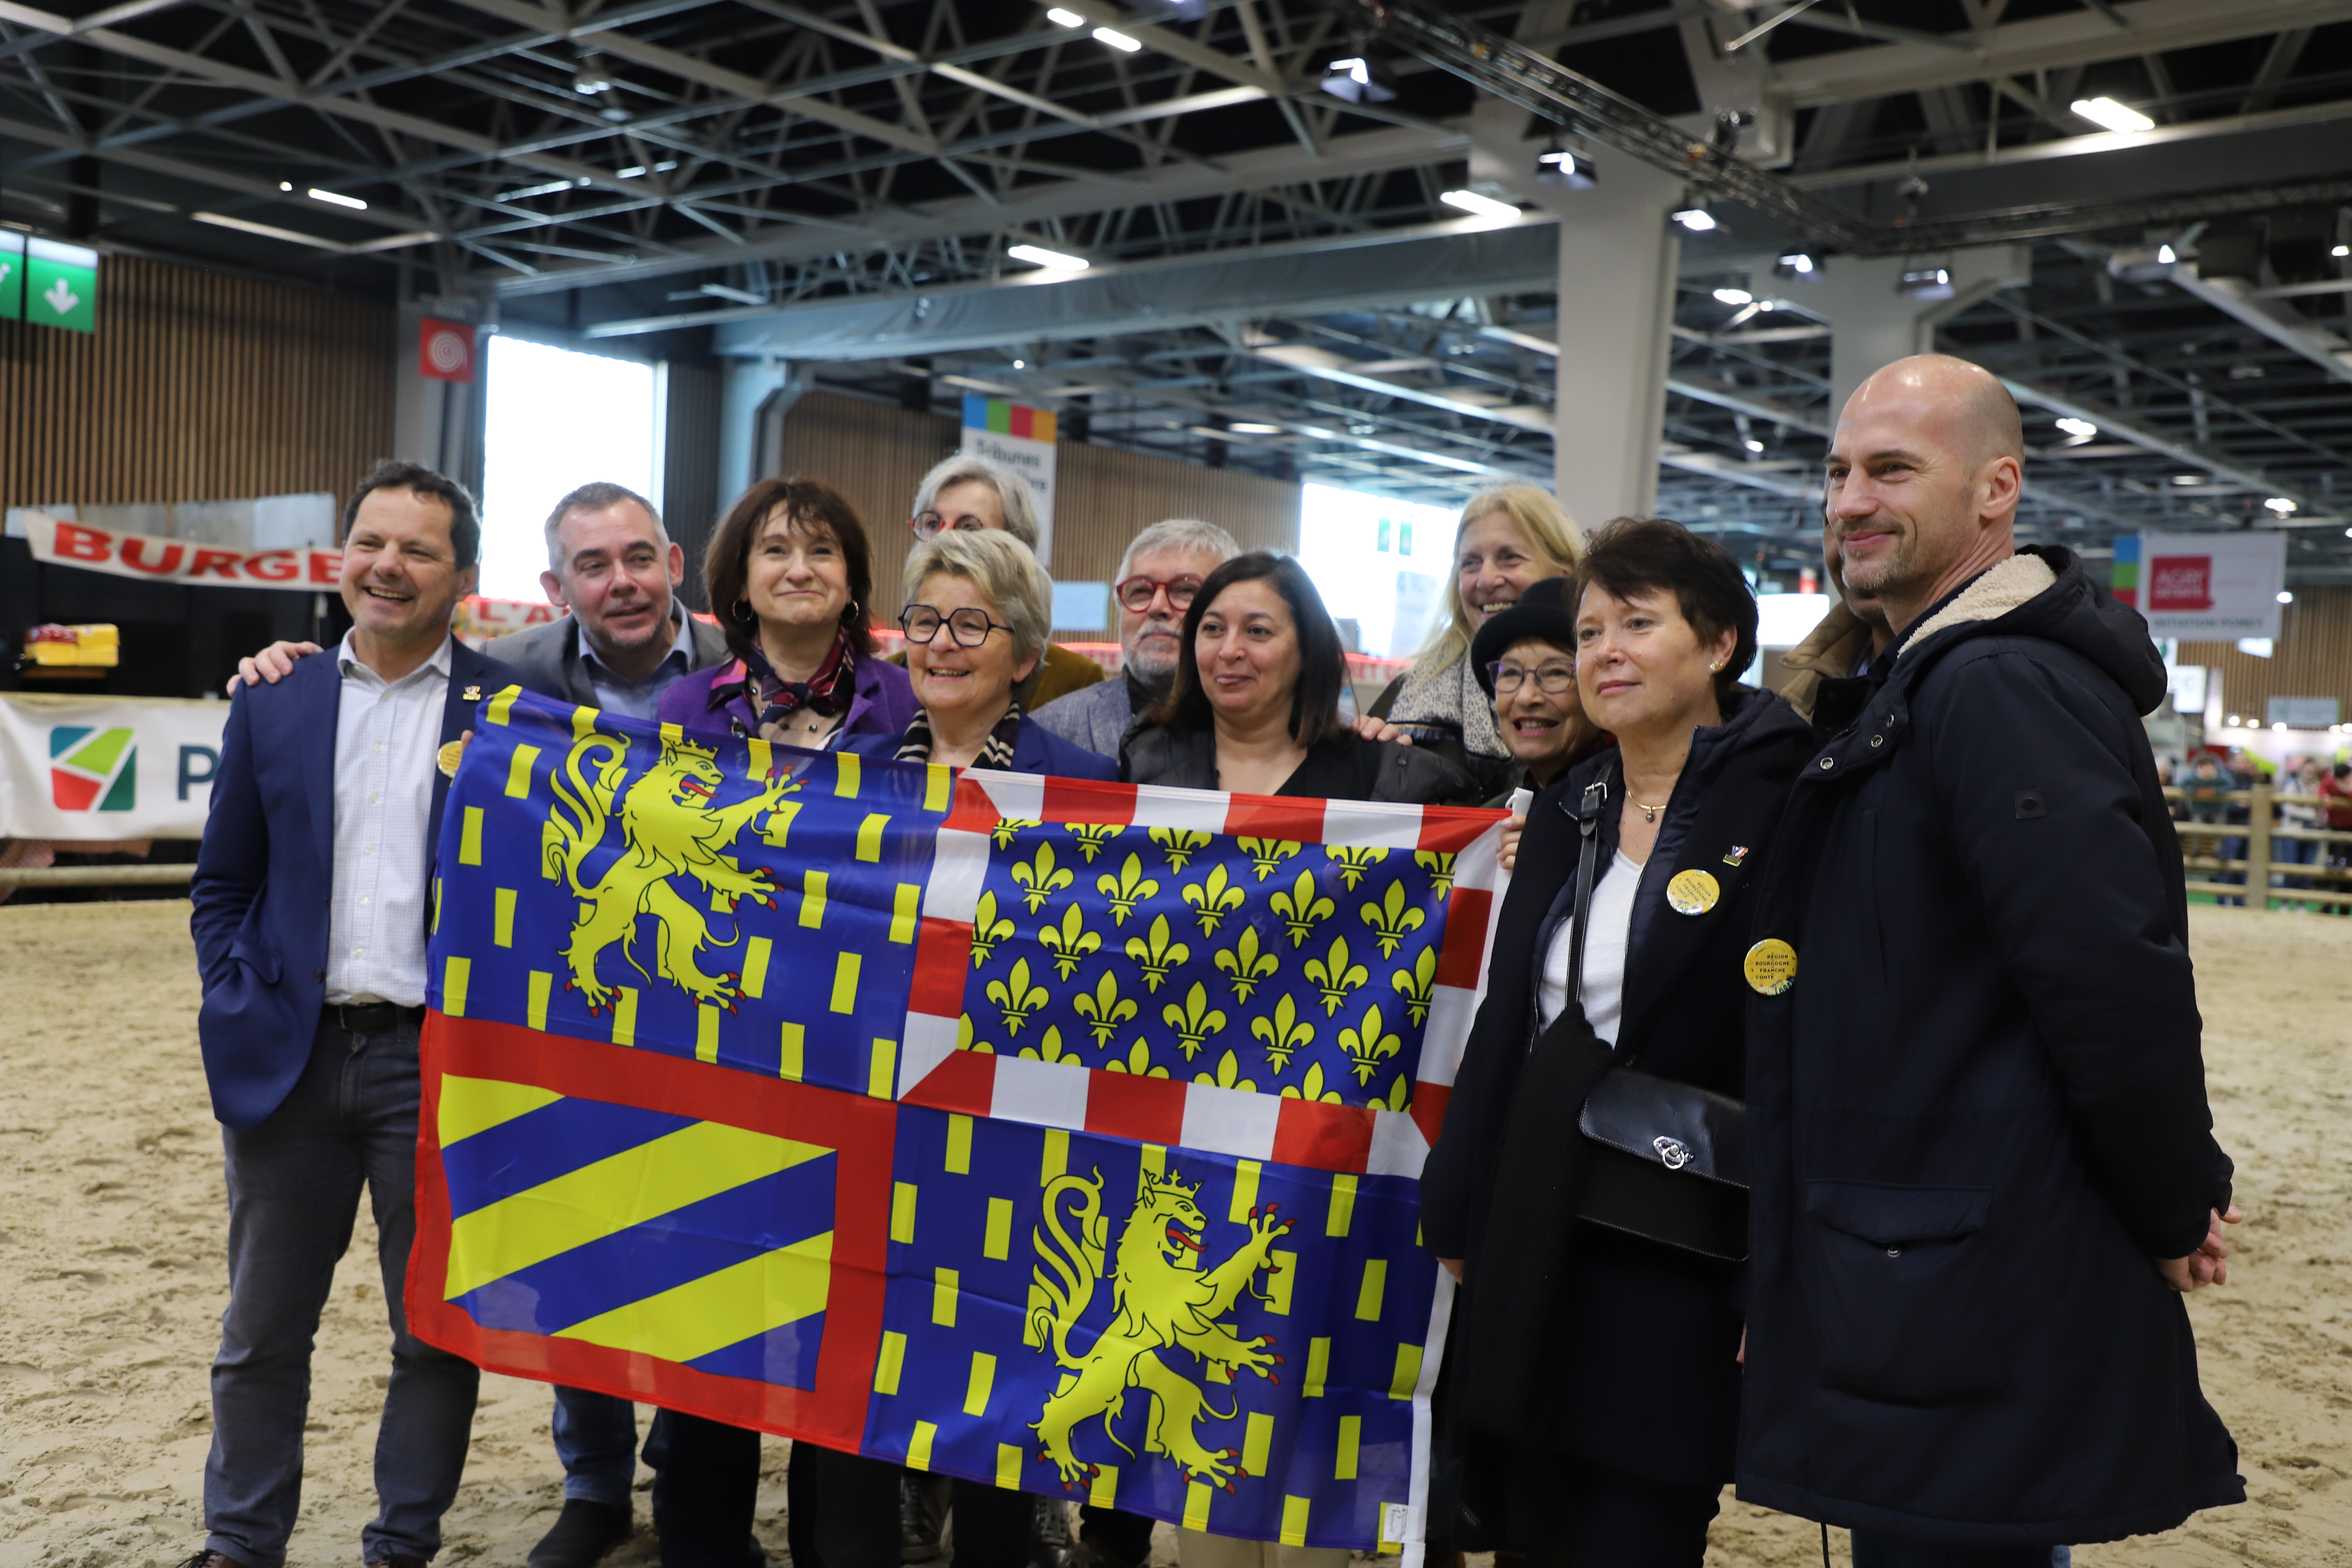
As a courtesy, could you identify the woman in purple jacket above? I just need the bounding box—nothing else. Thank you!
[655,474,918,748]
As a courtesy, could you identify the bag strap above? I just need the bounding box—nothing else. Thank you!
[1562,775,1608,1010]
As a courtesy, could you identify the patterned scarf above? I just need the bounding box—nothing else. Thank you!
[895,702,1025,770]
[740,630,854,731]
[1388,649,1507,759]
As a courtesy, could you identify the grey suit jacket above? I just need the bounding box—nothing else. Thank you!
[488,607,732,706]
[1031,674,1139,760]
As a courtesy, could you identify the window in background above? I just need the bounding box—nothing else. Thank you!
[478,335,662,602]
[1295,483,1461,658]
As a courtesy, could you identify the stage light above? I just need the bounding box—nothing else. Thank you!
[1092,25,1140,51]
[1006,243,1089,270]
[1896,266,1952,299]
[308,188,367,210]
[1047,6,1083,23]
[1713,287,1752,305]
[2055,417,2098,438]
[1318,55,1396,104]
[2071,96,2154,133]
[1440,189,1521,221]
[2265,497,2298,514]
[1533,148,1597,190]
[1672,208,1717,232]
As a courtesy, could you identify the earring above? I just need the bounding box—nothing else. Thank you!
[1709,660,1724,672]
[734,599,756,623]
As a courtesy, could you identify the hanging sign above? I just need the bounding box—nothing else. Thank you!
[20,511,340,591]
[0,231,22,321]
[420,317,476,383]
[24,239,97,333]
[959,395,1057,566]
[0,693,228,841]
[2110,532,2286,641]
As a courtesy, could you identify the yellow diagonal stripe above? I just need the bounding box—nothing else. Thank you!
[494,888,517,948]
[780,1023,804,1081]
[983,1196,1012,1260]
[933,1267,959,1327]
[1265,1249,1295,1316]
[1184,1481,1211,1531]
[890,883,920,943]
[555,1230,832,1365]
[835,753,861,799]
[443,956,471,1017]
[892,1182,918,1245]
[876,1330,906,1395]
[1356,1259,1386,1321]
[486,687,518,726]
[965,1351,995,1416]
[1335,1415,1360,1481]
[1326,1173,1357,1237]
[446,1122,831,1298]
[505,744,539,798]
[1303,1337,1330,1398]
[1280,1497,1310,1548]
[1088,1465,1118,1510]
[697,1006,721,1064]
[832,952,861,1013]
[660,721,683,747]
[925,764,952,812]
[528,971,552,1032]
[907,1419,935,1471]
[858,813,890,862]
[438,1074,561,1147]
[612,987,638,1047]
[995,1442,1021,1490]
[459,807,484,866]
[747,738,772,778]
[742,937,772,1000]
[1242,1411,1273,1478]
[802,870,829,929]
[1228,1160,1261,1223]
[946,1114,972,1174]
[1390,1341,1423,1401]
[569,703,597,742]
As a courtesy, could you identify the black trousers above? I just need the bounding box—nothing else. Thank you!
[1518,1459,1721,1568]
[645,1411,899,1568]
[948,1478,1157,1568]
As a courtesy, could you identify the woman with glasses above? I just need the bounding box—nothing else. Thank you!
[1033,517,1242,758]
[1122,552,1468,803]
[1418,519,1813,1565]
[1465,576,1605,805]
[1366,484,1585,799]
[658,476,918,750]
[842,528,1114,781]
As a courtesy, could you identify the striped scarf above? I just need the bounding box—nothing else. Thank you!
[894,703,1025,770]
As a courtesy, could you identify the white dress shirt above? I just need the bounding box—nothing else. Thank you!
[1536,849,1641,1047]
[581,606,696,720]
[324,631,452,1007]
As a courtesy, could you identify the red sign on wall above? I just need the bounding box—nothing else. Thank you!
[2148,556,2214,613]
[20,512,339,592]
[420,317,475,383]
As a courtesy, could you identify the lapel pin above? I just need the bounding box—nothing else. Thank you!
[461,684,484,703]
[1667,868,1721,916]
[1721,845,1750,867]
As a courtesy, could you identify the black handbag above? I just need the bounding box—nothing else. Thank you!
[1556,775,1751,1262]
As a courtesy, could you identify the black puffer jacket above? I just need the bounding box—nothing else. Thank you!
[1739,547,2243,1545]
[1418,685,1813,1534]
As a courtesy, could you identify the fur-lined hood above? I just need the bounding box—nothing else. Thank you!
[1894,544,2168,716]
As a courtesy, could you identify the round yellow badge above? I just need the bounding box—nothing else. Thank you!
[436,739,466,779]
[1744,938,1798,995]
[1666,868,1721,916]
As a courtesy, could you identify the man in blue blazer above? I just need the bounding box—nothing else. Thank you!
[185,461,557,1568]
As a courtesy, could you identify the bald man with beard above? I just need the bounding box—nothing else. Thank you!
[1736,357,2244,1564]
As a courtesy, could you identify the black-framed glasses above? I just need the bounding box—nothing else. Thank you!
[900,604,1011,648]
[909,510,989,541]
[1115,574,1205,613]
[1488,660,1576,695]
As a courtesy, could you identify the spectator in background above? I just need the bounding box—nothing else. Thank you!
[903,454,1105,708]
[2182,754,2238,905]
[1366,485,1584,799]
[2277,757,2326,910]
[2322,762,2352,915]
[1033,517,1241,758]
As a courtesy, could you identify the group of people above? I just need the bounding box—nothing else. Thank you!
[184,352,2244,1568]
[2172,750,2351,910]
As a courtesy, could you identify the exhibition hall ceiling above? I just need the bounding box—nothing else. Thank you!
[4,0,2350,571]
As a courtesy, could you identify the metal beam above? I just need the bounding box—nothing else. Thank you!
[2166,265,2352,388]
[2001,377,2315,508]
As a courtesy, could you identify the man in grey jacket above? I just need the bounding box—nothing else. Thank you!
[1032,517,1238,757]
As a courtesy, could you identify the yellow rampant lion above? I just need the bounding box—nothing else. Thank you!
[542,728,796,1013]
[1028,1165,1293,1491]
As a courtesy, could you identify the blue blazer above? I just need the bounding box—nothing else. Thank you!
[839,712,1118,782]
[189,641,555,1130]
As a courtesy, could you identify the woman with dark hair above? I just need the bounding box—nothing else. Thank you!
[1418,518,1813,1563]
[656,475,918,747]
[1123,552,1468,802]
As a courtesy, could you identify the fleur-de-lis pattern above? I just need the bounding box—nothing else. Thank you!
[991,818,1040,850]
[959,819,1453,1107]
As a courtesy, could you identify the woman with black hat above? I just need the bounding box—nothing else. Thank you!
[1466,576,1606,806]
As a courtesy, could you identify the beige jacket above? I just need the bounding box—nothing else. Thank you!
[1775,600,1879,722]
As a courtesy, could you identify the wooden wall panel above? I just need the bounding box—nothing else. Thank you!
[0,255,395,512]
[661,359,725,608]
[775,391,1302,633]
[2180,585,2352,721]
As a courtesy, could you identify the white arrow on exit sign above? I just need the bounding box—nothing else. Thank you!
[43,279,79,316]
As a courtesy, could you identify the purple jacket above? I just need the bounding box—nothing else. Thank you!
[654,648,919,744]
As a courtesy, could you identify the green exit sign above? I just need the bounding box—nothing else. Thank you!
[25,238,97,332]
[0,231,22,321]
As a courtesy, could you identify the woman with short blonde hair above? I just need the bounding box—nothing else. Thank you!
[1366,484,1585,798]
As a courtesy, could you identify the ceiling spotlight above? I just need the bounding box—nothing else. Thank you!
[2071,96,2154,133]
[2157,244,2176,263]
[1744,438,1766,453]
[1713,287,1753,306]
[2277,590,2295,604]
[1671,208,1717,232]
[1230,422,1282,435]
[1318,55,1397,105]
[1440,188,1521,221]
[1006,242,1089,270]
[308,187,367,210]
[1533,147,1597,190]
[1896,266,1952,299]
[1012,358,1027,370]
[2265,496,2298,514]
[2172,474,2203,485]
[1047,6,1084,23]
[2334,244,2350,258]
[572,53,615,94]
[1092,25,1140,51]
[2055,417,2098,438]
[1774,251,1817,278]
[278,180,293,192]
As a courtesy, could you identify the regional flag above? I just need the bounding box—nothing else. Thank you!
[412,690,1507,1560]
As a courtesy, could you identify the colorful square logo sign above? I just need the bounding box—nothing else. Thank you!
[0,230,23,322]
[51,726,136,811]
[25,239,97,334]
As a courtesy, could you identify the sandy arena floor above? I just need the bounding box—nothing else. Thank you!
[1,901,2345,1568]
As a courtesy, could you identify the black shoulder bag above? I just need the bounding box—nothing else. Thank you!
[1557,777,1750,1263]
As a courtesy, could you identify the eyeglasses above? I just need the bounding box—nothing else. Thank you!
[1488,660,1576,695]
[909,511,991,541]
[900,604,1011,648]
[1115,574,1205,613]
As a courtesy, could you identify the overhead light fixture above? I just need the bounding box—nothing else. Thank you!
[2277,590,2295,604]
[1319,55,1397,105]
[1439,189,1521,221]
[308,187,367,210]
[1092,24,1140,50]
[278,181,293,192]
[614,161,678,179]
[1047,6,1084,23]
[2334,244,2350,258]
[1895,266,1952,299]
[2055,417,2098,438]
[1230,422,1282,435]
[1744,438,1766,453]
[2265,496,2298,514]
[572,54,615,94]
[1774,251,1816,277]
[2156,244,2176,263]
[2071,96,2154,133]
[1712,287,1752,306]
[1671,208,1717,232]
[1012,358,1027,370]
[1006,242,1089,270]
[1533,147,1597,190]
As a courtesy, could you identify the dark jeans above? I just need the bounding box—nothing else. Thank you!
[204,1017,479,1568]
[552,1385,639,1506]
[1519,1460,1720,1568]
[646,1413,900,1568]
[1851,1536,2067,1567]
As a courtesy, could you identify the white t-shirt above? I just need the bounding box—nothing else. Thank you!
[1536,849,1642,1046]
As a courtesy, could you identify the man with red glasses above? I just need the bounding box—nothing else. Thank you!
[905,453,1105,708]
[1033,517,1239,758]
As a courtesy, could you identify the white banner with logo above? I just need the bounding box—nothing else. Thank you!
[17,510,341,591]
[0,694,229,840]
[958,396,1057,567]
[2118,532,2287,640]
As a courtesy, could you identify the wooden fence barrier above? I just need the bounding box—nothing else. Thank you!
[2165,784,2352,913]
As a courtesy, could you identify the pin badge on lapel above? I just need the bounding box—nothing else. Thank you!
[1666,868,1721,916]
[436,740,465,779]
[1721,845,1750,868]
[461,684,483,703]
[1744,938,1798,995]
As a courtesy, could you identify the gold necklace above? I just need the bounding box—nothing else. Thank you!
[1631,796,1667,824]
